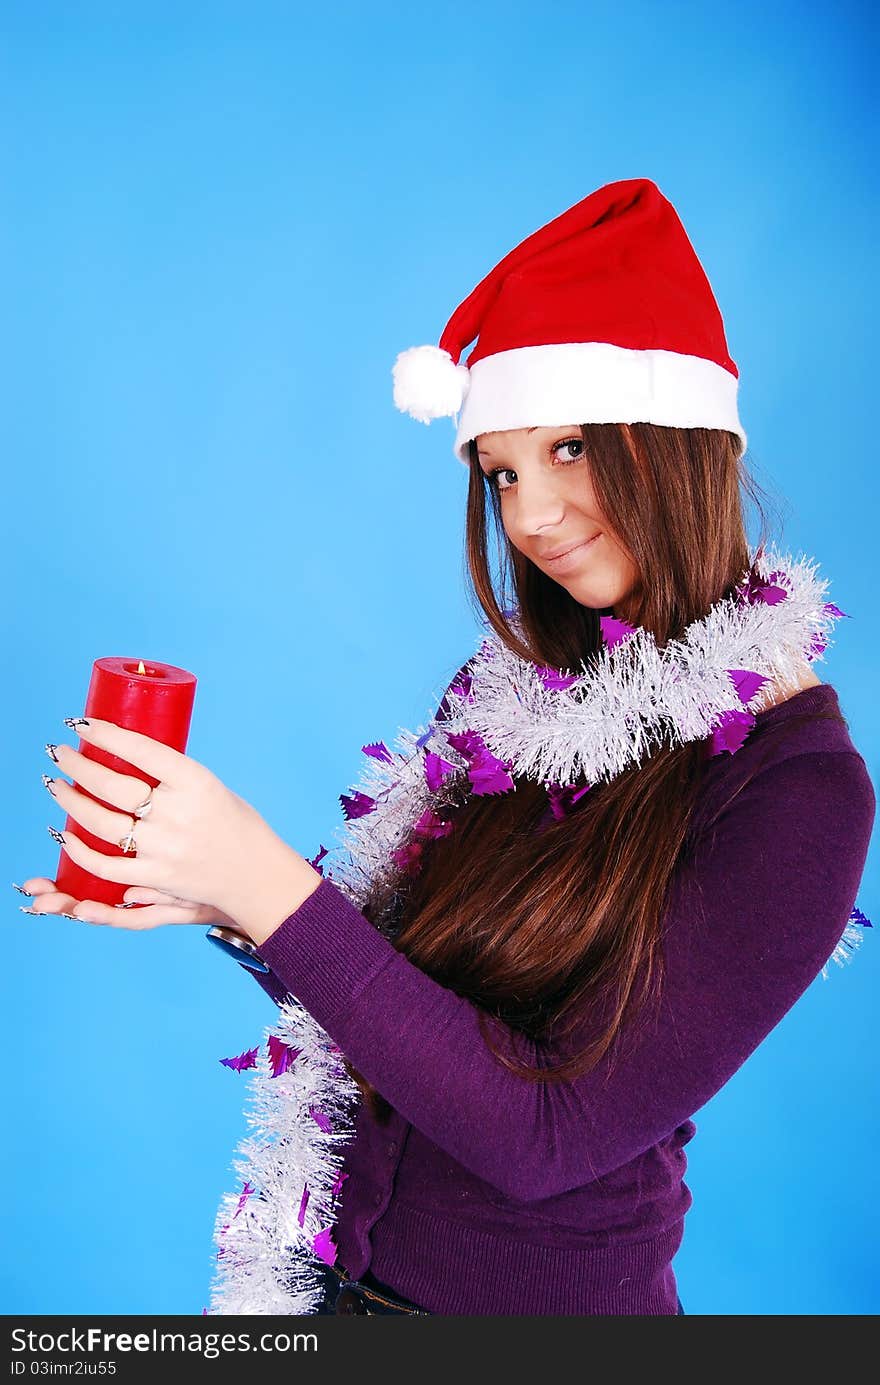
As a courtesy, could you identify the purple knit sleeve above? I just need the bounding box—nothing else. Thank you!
[240,962,292,1007]
[253,748,875,1201]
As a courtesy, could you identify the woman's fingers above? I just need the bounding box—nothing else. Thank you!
[18,877,64,897]
[122,887,242,931]
[74,900,211,930]
[15,877,216,929]
[120,886,192,907]
[18,878,80,913]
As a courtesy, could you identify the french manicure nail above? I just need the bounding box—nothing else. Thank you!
[47,825,66,846]
[59,912,83,922]
[42,774,57,797]
[114,902,138,909]
[45,743,60,764]
[12,882,32,896]
[63,717,90,730]
[19,906,38,914]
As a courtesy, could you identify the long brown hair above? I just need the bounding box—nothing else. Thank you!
[344,422,845,1120]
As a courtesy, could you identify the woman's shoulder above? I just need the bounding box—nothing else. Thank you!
[727,664,861,761]
[754,658,823,712]
[690,671,874,844]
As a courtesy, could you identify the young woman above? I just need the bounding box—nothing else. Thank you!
[18,178,874,1316]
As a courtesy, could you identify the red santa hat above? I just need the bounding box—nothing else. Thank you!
[392,176,747,463]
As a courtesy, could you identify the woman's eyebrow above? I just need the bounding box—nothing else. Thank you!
[477,427,569,458]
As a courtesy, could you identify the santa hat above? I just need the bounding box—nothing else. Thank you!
[391,177,747,464]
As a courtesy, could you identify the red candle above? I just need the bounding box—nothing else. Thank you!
[55,657,197,907]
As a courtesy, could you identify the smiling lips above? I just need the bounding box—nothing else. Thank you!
[543,533,601,567]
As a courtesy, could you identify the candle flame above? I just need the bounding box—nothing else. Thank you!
[137,661,146,674]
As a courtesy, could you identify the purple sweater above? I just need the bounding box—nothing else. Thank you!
[243,680,874,1315]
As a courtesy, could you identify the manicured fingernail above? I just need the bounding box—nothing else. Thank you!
[19,905,38,914]
[47,825,66,846]
[114,902,138,909]
[12,882,32,896]
[59,912,83,922]
[45,743,60,764]
[63,717,90,730]
[42,774,57,797]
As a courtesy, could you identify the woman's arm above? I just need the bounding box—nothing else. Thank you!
[242,961,292,1007]
[248,746,875,1202]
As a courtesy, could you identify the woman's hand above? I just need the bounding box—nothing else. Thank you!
[18,876,242,931]
[41,715,286,921]
[30,714,324,945]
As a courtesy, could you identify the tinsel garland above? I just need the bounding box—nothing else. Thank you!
[205,542,872,1315]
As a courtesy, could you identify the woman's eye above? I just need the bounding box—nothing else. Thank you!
[555,437,584,463]
[487,438,584,492]
[489,467,517,492]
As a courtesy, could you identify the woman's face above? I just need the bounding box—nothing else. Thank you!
[475,425,641,615]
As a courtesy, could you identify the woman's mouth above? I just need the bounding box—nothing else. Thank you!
[544,532,601,572]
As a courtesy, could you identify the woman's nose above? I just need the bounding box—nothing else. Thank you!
[511,478,567,530]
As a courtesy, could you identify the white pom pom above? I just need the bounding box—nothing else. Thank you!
[391,345,470,424]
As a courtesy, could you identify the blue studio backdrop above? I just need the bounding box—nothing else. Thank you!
[1,0,876,1316]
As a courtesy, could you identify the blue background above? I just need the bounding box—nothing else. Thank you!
[2,0,876,1316]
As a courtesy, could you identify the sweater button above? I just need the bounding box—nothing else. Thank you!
[387,1142,398,1156]
[373,1192,382,1206]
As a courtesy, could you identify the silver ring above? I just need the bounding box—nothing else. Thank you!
[119,789,153,854]
[118,822,138,854]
